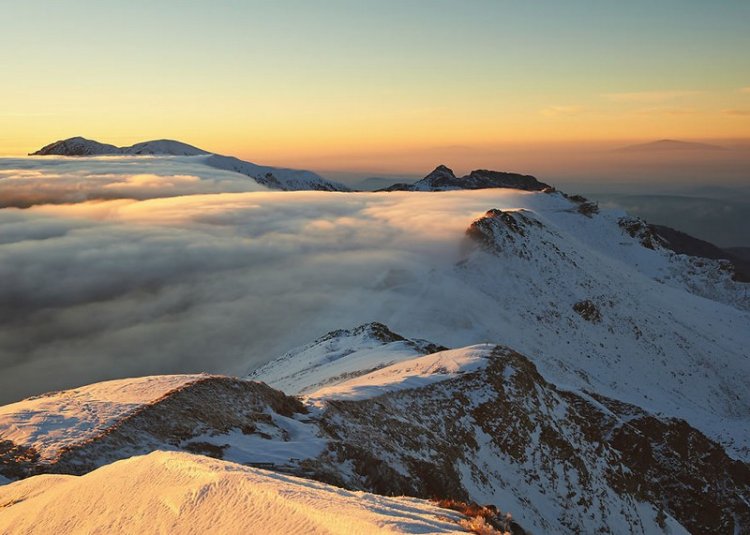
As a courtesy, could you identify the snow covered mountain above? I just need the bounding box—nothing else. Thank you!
[3,333,745,533]
[382,164,551,191]
[30,136,122,156]
[1,152,749,533]
[29,137,348,191]
[247,322,446,395]
[0,451,479,535]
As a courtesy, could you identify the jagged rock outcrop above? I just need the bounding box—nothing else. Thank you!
[382,165,551,192]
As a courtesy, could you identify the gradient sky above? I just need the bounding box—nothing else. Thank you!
[1,0,749,170]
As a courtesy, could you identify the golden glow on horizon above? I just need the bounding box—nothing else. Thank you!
[3,83,749,166]
[1,2,749,170]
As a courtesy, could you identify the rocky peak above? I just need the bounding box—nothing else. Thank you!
[30,137,120,156]
[382,166,551,192]
[465,209,544,253]
[423,164,456,181]
[462,169,551,191]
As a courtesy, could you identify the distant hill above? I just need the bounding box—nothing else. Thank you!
[29,137,349,192]
[381,164,551,192]
[355,176,406,191]
[615,139,725,153]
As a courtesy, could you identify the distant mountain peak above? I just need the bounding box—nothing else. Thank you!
[31,137,121,156]
[122,139,208,156]
[615,139,725,153]
[424,164,456,181]
[29,136,349,192]
[381,165,551,192]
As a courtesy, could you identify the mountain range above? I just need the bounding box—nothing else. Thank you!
[30,136,349,192]
[1,138,748,533]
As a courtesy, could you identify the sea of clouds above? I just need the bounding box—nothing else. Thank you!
[0,156,541,402]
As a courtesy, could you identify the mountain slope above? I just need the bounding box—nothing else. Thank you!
[0,451,475,535]
[311,346,733,534]
[0,374,206,462]
[29,137,348,191]
[7,342,743,533]
[0,375,313,479]
[30,136,121,156]
[453,204,750,459]
[248,322,445,395]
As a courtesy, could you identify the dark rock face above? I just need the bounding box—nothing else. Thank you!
[590,395,750,535]
[618,217,665,250]
[0,440,40,480]
[573,300,602,323]
[313,348,750,534]
[465,209,545,257]
[382,165,551,192]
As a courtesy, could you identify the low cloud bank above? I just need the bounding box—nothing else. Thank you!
[0,156,268,207]
[0,158,540,402]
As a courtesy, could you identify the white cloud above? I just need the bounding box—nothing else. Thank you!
[0,156,268,207]
[0,159,545,402]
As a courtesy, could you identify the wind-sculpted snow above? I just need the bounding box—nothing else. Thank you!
[306,345,493,401]
[0,451,472,535]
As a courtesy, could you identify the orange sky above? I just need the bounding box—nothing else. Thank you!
[1,1,749,173]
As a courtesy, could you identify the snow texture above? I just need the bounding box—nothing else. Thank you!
[306,345,493,401]
[0,375,205,460]
[0,451,470,535]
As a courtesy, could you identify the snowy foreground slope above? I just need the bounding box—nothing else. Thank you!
[0,451,473,535]
[2,333,746,534]
[0,375,205,461]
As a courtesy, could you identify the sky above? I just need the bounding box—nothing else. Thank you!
[1,0,749,172]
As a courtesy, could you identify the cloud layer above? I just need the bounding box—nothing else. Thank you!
[0,157,544,402]
[0,156,268,207]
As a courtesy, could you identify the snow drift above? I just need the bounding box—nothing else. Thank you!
[0,451,471,535]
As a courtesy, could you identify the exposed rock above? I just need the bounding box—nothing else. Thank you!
[382,166,551,192]
[572,300,602,323]
[31,136,120,156]
[618,217,665,250]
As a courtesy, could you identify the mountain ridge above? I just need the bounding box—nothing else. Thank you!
[381,164,551,192]
[30,136,349,192]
